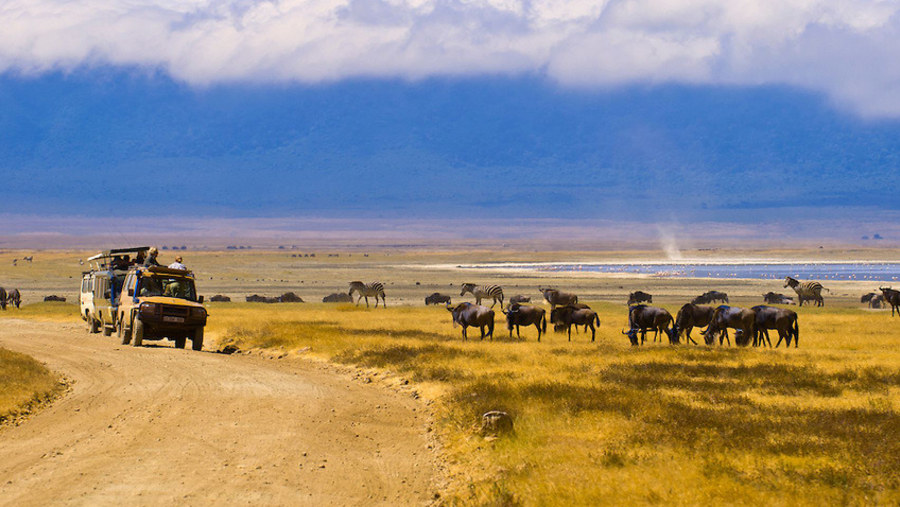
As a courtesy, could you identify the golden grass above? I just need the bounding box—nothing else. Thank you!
[208,302,900,505]
[0,348,64,425]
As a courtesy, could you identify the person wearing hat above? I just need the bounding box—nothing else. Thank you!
[169,255,186,271]
[143,247,161,267]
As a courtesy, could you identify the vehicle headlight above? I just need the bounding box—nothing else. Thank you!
[193,307,207,318]
[140,303,158,314]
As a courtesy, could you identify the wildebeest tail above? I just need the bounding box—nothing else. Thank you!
[594,313,601,328]
[793,315,799,346]
[541,313,547,333]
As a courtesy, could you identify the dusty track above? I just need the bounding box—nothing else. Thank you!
[0,319,435,506]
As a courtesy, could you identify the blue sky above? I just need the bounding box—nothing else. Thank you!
[2,1,900,227]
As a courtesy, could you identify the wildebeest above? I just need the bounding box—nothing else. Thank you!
[279,292,304,303]
[784,277,825,307]
[460,283,504,308]
[623,305,676,346]
[4,288,21,309]
[763,292,795,305]
[538,287,578,309]
[673,303,715,345]
[509,295,531,304]
[502,303,547,341]
[550,304,600,342]
[348,281,386,308]
[549,303,592,332]
[751,305,799,348]
[626,291,652,305]
[692,291,728,305]
[447,302,495,340]
[702,306,756,346]
[246,294,280,303]
[43,295,67,302]
[323,292,354,303]
[425,293,452,305]
[879,287,900,316]
[210,295,231,302]
[861,292,884,309]
[0,287,6,310]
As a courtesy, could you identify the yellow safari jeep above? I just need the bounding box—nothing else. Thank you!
[117,266,207,350]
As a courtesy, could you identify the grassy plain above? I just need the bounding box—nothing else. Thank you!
[2,247,899,504]
[207,301,900,505]
[0,347,64,425]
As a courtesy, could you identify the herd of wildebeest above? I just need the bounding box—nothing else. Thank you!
[412,278,900,347]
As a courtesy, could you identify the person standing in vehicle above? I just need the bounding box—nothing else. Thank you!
[143,247,161,267]
[169,256,186,270]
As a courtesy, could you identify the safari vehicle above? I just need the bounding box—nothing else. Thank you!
[80,247,147,336]
[117,265,207,350]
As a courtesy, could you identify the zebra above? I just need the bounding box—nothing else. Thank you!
[348,281,386,308]
[783,277,825,307]
[460,283,504,308]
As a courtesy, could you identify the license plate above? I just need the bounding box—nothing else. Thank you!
[163,316,184,323]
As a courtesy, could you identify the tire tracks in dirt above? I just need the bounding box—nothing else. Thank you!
[0,319,435,506]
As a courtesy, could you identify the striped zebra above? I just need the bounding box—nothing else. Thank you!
[460,283,504,308]
[348,281,386,308]
[784,277,825,307]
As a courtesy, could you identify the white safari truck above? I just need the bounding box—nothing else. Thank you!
[79,247,149,336]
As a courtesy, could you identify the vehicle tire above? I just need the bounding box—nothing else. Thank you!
[174,337,186,349]
[132,319,144,347]
[89,316,100,334]
[192,328,204,351]
[119,319,131,345]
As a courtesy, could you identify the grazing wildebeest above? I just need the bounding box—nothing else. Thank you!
[784,276,825,307]
[43,295,67,302]
[701,306,756,347]
[693,291,728,304]
[550,304,600,342]
[751,305,799,348]
[879,287,900,316]
[5,289,21,309]
[425,292,452,305]
[763,292,795,305]
[246,294,280,303]
[622,305,677,346]
[0,287,6,310]
[538,287,578,309]
[210,295,231,302]
[673,303,715,345]
[509,295,531,304]
[502,303,547,341]
[550,303,592,332]
[323,292,353,303]
[447,302,495,341]
[627,291,652,305]
[348,281,386,308]
[460,283,504,308]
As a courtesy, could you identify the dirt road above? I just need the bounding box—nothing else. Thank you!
[0,319,435,506]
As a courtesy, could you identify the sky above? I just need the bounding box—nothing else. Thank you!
[2,1,900,239]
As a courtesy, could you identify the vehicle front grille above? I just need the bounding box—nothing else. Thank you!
[162,306,190,317]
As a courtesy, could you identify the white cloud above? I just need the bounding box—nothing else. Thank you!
[2,0,900,116]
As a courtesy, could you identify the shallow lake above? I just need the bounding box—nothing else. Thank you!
[460,262,900,281]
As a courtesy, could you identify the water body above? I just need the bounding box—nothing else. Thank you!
[460,262,900,282]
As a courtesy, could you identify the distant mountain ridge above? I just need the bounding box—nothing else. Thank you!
[1,70,899,220]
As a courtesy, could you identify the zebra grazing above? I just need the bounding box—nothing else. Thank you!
[783,277,825,307]
[348,281,386,308]
[460,283,504,308]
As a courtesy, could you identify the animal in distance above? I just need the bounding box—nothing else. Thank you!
[348,281,386,308]
[460,283,504,308]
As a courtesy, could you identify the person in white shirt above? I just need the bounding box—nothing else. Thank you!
[168,256,187,270]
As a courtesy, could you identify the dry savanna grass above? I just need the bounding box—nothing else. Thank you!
[209,301,900,505]
[0,347,64,425]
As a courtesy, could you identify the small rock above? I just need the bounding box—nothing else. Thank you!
[481,411,514,436]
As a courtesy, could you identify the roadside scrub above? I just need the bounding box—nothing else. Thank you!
[212,302,900,505]
[0,348,65,426]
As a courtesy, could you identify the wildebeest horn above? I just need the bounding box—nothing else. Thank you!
[621,328,630,335]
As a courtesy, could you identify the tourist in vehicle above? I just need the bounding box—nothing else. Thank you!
[168,256,186,270]
[143,247,161,267]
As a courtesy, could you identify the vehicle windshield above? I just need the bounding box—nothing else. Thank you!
[137,275,197,301]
